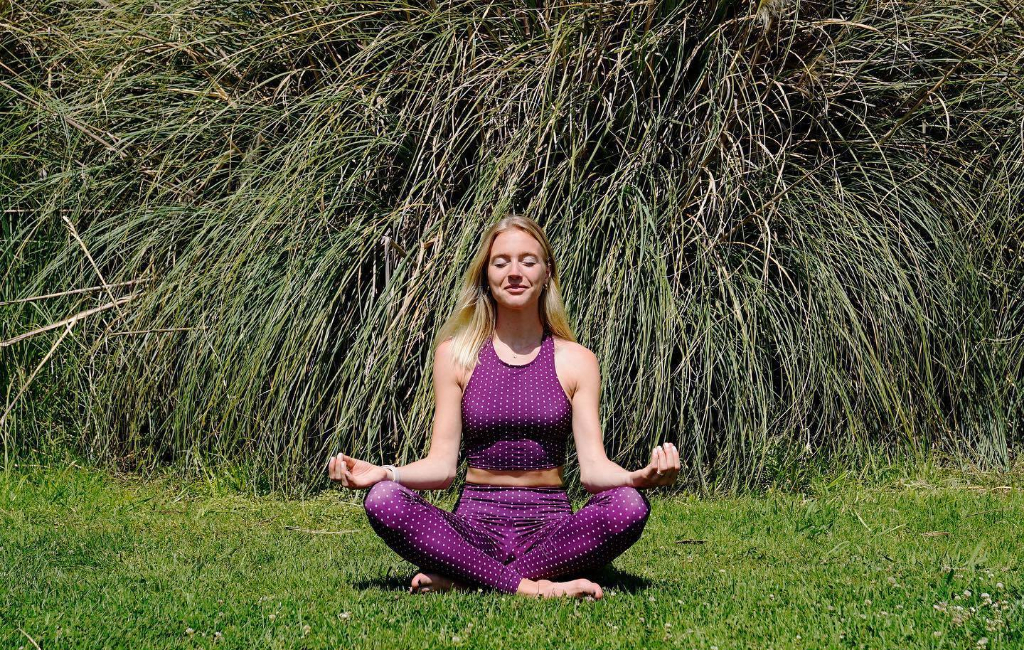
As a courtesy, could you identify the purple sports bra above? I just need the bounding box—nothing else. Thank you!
[460,329,573,470]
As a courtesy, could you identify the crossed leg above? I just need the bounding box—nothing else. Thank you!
[363,480,523,593]
[507,486,652,581]
[363,481,651,594]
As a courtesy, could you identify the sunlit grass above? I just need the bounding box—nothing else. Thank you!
[1,463,1022,648]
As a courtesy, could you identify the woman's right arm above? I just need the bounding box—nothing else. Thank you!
[383,338,463,489]
[329,338,463,491]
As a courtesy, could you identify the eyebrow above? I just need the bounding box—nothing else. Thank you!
[491,252,539,259]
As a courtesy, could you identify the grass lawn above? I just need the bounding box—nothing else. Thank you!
[1,464,1021,649]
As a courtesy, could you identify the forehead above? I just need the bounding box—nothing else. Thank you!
[490,228,543,257]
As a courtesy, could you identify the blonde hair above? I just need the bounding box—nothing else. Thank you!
[434,215,576,371]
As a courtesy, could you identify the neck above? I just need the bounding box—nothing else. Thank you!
[493,308,545,349]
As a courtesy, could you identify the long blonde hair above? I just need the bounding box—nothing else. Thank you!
[434,215,577,371]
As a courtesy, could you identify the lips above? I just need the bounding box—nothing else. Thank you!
[506,286,526,293]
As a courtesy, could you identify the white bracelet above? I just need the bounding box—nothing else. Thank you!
[381,464,400,484]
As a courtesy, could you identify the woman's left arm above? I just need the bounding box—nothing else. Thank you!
[569,345,680,494]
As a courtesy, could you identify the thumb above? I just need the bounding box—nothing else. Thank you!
[645,447,663,473]
[636,457,655,479]
[648,446,659,466]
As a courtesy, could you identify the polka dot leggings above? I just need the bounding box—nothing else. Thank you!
[363,480,651,594]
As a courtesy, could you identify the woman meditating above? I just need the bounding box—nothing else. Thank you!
[328,215,680,599]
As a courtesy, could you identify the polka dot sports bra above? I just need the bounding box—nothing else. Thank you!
[460,329,573,470]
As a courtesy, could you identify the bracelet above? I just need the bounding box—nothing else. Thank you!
[381,464,400,485]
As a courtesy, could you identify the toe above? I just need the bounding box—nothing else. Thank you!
[410,573,428,593]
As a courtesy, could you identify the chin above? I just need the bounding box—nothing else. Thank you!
[499,296,535,309]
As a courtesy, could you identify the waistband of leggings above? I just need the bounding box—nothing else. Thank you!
[460,482,567,494]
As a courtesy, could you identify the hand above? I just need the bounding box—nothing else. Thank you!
[327,453,388,490]
[630,442,680,490]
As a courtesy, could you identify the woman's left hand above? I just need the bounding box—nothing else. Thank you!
[630,442,680,489]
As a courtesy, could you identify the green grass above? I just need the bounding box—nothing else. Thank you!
[1,465,1021,649]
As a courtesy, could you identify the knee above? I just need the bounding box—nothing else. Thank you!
[597,486,651,535]
[363,480,408,525]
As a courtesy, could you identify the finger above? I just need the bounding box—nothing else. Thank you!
[661,445,674,483]
[668,442,680,469]
[658,444,670,473]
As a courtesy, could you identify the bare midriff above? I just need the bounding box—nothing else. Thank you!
[465,466,564,488]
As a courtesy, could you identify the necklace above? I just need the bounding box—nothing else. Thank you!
[499,332,542,359]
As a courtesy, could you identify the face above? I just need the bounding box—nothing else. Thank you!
[485,228,550,309]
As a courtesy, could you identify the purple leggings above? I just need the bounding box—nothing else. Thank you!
[363,481,651,594]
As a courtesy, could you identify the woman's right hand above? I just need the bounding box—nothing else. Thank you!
[327,453,388,489]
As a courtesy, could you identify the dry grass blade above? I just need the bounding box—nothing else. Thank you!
[0,0,1019,494]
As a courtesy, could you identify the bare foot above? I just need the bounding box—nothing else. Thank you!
[409,572,471,594]
[519,578,604,600]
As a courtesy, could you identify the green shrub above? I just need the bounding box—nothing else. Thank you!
[1,0,1021,492]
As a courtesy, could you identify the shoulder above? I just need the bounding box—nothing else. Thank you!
[435,336,454,359]
[433,337,457,376]
[434,336,470,387]
[553,336,596,362]
[552,337,600,375]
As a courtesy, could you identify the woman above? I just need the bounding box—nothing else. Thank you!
[328,215,680,599]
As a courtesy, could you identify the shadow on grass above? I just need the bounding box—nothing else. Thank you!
[353,564,651,594]
[353,575,413,592]
[580,565,652,593]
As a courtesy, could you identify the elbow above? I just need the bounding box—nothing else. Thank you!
[440,466,457,490]
[423,455,457,490]
[579,471,594,494]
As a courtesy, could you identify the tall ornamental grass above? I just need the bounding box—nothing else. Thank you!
[1,0,1021,492]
